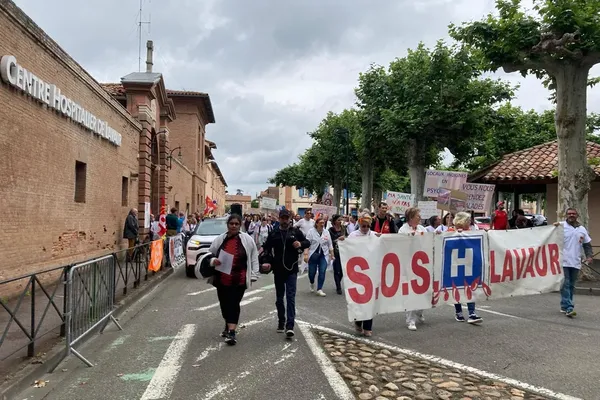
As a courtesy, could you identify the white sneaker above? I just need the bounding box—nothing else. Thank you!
[408,322,417,331]
[310,283,315,293]
[316,290,326,297]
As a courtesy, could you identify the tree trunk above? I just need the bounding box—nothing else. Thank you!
[407,139,426,201]
[333,179,342,210]
[555,65,596,280]
[373,189,382,211]
[361,156,374,211]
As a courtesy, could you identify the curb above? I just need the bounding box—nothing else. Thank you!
[0,267,175,400]
[574,286,600,296]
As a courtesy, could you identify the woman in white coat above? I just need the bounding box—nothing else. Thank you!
[306,217,334,297]
[201,214,259,345]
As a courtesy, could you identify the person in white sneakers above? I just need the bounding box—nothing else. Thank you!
[399,207,427,331]
[306,217,334,296]
[554,208,593,317]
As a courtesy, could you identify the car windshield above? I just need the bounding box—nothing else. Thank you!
[475,217,490,223]
[195,219,227,236]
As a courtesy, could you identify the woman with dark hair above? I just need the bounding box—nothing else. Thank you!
[306,216,334,296]
[435,212,454,233]
[198,214,259,345]
[426,215,441,233]
[328,214,346,295]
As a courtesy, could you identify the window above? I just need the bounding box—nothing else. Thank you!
[175,201,180,211]
[122,177,129,206]
[74,161,86,203]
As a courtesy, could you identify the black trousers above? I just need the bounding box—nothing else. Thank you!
[216,285,246,325]
[332,256,343,290]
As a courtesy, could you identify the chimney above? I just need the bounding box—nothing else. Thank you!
[146,40,154,73]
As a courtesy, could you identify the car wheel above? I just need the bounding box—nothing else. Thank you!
[186,264,196,278]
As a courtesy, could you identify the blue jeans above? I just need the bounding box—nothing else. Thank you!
[561,267,579,312]
[275,273,297,330]
[454,303,476,315]
[308,253,327,290]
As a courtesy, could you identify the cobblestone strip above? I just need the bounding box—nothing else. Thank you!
[314,329,555,400]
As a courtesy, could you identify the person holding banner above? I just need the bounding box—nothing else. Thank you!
[371,202,398,234]
[306,217,334,296]
[328,215,346,295]
[398,208,428,331]
[348,212,379,337]
[446,212,483,324]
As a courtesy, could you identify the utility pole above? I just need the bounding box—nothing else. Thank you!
[138,0,151,72]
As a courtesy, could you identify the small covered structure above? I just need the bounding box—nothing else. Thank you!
[469,140,600,239]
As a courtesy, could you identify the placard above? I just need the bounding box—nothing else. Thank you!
[261,197,277,210]
[385,191,415,215]
[424,170,468,198]
[417,201,439,219]
[461,183,495,213]
[437,189,467,213]
[144,202,151,228]
[312,204,337,218]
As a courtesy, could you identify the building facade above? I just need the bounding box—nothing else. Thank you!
[225,195,252,213]
[259,186,360,216]
[0,0,226,280]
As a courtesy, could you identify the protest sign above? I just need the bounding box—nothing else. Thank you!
[417,201,439,219]
[168,234,185,269]
[261,197,277,210]
[312,204,337,218]
[424,170,468,198]
[148,239,164,272]
[437,189,467,213]
[385,191,415,215]
[339,226,564,321]
[461,183,495,213]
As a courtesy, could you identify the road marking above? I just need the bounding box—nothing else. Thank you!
[140,324,196,400]
[194,343,224,363]
[299,322,581,400]
[187,287,216,296]
[239,311,276,329]
[240,296,262,306]
[298,323,355,400]
[202,382,233,400]
[447,303,524,320]
[244,288,264,297]
[273,348,297,365]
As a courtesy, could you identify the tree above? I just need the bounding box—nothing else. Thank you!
[450,0,600,226]
[235,189,244,196]
[251,199,259,208]
[374,42,513,200]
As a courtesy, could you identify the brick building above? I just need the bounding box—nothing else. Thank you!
[225,195,252,214]
[0,0,226,280]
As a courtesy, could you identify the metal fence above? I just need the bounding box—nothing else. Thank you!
[0,240,164,373]
[65,255,122,367]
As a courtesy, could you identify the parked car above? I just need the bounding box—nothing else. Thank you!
[185,217,228,278]
[474,216,491,230]
[525,214,548,226]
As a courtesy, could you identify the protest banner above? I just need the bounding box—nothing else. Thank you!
[339,226,563,321]
[385,191,415,215]
[417,201,439,219]
[312,204,337,218]
[148,239,164,272]
[168,234,185,269]
[437,189,467,213]
[461,183,495,213]
[339,233,434,322]
[424,169,468,198]
[260,197,277,210]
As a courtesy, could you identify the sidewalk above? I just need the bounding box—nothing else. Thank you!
[0,252,169,389]
[574,280,600,296]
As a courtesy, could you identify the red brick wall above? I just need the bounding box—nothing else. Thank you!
[0,2,142,280]
[168,160,194,214]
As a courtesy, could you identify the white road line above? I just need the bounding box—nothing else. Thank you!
[297,323,355,400]
[140,324,196,400]
[240,296,262,306]
[187,287,216,296]
[475,307,524,319]
[240,311,276,329]
[299,322,581,400]
[244,288,264,297]
[194,343,224,363]
[273,348,297,365]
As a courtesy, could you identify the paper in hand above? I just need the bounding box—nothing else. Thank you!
[216,250,234,275]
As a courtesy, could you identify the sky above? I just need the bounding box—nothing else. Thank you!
[13,0,600,198]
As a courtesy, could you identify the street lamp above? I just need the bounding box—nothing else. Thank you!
[167,146,182,169]
[335,128,350,215]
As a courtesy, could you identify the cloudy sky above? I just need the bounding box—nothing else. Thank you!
[13,0,600,198]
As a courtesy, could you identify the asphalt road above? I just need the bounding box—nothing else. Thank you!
[15,268,600,399]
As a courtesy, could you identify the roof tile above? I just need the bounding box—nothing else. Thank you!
[474,140,600,182]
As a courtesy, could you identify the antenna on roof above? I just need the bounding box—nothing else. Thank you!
[138,0,151,72]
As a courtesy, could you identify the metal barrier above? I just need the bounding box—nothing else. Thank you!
[0,264,69,364]
[65,255,122,367]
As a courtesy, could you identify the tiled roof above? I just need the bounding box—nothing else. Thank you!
[101,83,126,97]
[470,140,600,182]
[99,84,215,123]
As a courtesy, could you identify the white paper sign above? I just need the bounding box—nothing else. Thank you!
[216,250,234,275]
[461,183,495,213]
[261,197,277,210]
[144,202,151,228]
[312,204,337,217]
[417,201,439,219]
[424,170,468,198]
[168,234,185,269]
[385,191,415,215]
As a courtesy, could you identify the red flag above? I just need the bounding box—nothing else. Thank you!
[203,196,217,216]
[158,197,167,237]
